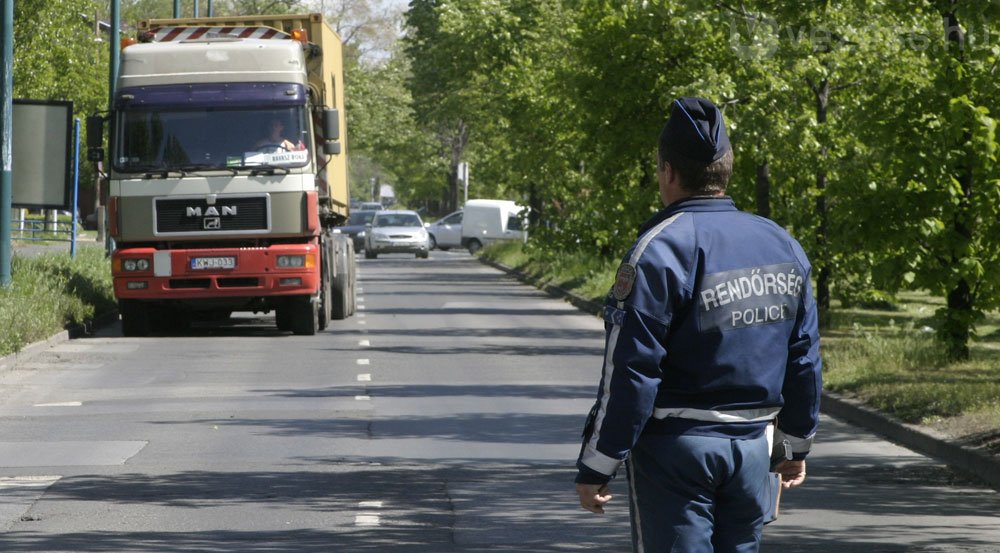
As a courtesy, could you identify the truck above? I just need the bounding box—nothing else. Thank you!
[87,13,356,336]
[460,199,528,254]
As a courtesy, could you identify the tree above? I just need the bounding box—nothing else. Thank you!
[13,0,110,209]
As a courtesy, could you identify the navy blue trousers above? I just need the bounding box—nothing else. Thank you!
[626,432,772,553]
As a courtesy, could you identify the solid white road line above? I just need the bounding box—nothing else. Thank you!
[33,402,83,407]
[0,476,62,488]
[355,514,380,526]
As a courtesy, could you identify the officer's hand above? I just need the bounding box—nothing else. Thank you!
[773,459,806,489]
[576,483,612,514]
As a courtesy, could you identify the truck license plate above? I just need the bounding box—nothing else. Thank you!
[190,256,236,270]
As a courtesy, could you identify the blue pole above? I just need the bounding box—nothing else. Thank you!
[71,119,80,259]
[193,0,199,18]
[0,0,13,287]
[173,0,180,18]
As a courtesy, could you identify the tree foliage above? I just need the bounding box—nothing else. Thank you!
[392,0,1000,357]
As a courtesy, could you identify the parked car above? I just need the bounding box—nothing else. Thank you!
[364,210,430,259]
[461,199,528,254]
[426,210,463,250]
[339,209,379,251]
[359,201,384,211]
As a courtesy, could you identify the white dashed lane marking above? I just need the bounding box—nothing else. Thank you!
[357,359,370,365]
[33,402,83,407]
[357,374,371,382]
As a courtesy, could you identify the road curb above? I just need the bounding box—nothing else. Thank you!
[0,310,119,373]
[479,255,1000,491]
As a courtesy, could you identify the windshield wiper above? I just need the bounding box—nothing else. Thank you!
[119,165,185,179]
[176,164,239,176]
[246,164,292,176]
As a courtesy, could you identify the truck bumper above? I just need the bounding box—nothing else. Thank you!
[113,242,321,303]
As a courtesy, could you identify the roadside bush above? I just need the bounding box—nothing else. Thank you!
[0,247,114,357]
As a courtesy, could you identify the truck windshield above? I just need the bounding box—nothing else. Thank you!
[113,106,311,173]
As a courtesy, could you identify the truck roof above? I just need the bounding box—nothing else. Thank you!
[119,39,307,88]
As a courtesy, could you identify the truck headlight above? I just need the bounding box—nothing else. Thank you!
[276,255,305,268]
[121,258,150,272]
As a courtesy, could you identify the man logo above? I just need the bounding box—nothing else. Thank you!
[186,206,238,217]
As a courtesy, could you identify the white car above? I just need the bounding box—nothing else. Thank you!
[426,210,463,250]
[364,210,430,259]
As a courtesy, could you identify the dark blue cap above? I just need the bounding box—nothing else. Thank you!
[659,97,731,163]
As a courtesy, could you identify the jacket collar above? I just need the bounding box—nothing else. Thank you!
[638,196,737,235]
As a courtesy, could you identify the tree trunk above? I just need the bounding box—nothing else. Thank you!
[755,160,770,219]
[941,8,975,361]
[813,78,831,323]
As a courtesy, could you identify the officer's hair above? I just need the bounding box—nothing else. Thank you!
[658,149,733,195]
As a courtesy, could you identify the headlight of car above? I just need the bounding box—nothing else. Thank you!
[358,231,366,238]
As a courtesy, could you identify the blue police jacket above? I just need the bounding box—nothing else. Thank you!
[576,196,822,484]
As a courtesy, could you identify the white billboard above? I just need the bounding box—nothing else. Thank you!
[12,100,73,209]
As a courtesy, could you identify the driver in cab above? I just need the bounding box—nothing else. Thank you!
[255,119,304,152]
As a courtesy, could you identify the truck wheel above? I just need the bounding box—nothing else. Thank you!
[120,300,150,337]
[348,245,357,316]
[467,239,482,255]
[318,270,331,331]
[332,245,351,321]
[290,295,318,336]
[317,239,332,331]
[365,249,377,259]
[276,307,293,331]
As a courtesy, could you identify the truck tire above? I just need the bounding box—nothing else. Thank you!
[317,237,333,331]
[290,295,318,336]
[331,237,352,320]
[467,239,482,255]
[348,245,357,316]
[120,300,150,337]
[275,307,293,331]
[317,268,331,331]
[365,249,377,259]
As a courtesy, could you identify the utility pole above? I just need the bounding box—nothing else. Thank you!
[1,0,14,287]
[100,0,121,253]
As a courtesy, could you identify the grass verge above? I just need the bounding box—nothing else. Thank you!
[0,247,116,357]
[482,241,1000,452]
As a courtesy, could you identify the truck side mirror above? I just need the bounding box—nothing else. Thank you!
[323,141,341,155]
[86,115,105,162]
[322,108,339,140]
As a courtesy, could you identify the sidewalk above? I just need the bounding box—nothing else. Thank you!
[480,256,1000,493]
[10,234,103,259]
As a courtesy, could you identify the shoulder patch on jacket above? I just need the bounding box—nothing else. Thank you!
[611,263,637,301]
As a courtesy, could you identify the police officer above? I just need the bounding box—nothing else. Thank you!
[575,97,821,553]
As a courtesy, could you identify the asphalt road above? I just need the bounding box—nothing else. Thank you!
[1,250,1000,552]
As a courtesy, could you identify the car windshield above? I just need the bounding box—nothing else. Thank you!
[348,211,378,225]
[374,213,422,228]
[113,106,311,173]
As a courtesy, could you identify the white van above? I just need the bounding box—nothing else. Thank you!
[460,199,528,254]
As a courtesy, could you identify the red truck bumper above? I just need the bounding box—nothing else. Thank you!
[113,242,321,301]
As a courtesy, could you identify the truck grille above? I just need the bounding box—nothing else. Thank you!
[155,196,269,234]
